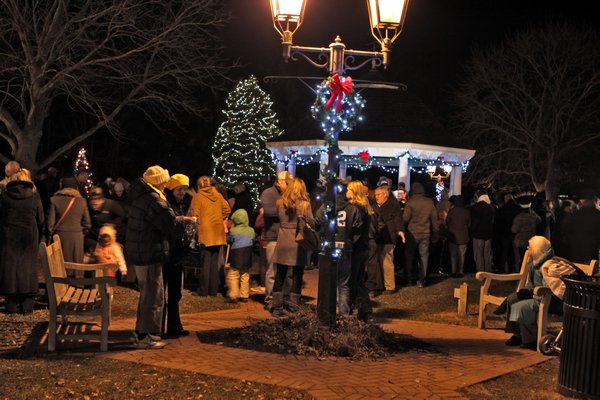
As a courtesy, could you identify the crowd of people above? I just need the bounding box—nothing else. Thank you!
[1,158,599,350]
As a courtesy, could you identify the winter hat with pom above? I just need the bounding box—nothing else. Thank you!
[143,165,170,187]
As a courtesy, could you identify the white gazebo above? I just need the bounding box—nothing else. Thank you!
[267,139,476,195]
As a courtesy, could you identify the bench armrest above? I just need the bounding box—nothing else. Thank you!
[534,286,553,297]
[52,276,117,286]
[64,262,118,272]
[476,272,522,281]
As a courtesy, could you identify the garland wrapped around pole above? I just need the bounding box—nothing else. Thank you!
[311,73,366,327]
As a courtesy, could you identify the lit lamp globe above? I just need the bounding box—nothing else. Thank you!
[366,0,410,66]
[270,0,307,61]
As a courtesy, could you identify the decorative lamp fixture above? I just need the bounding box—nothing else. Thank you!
[270,0,307,62]
[270,0,409,75]
[427,164,452,180]
[366,0,410,67]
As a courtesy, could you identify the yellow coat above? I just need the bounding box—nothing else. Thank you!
[190,187,231,247]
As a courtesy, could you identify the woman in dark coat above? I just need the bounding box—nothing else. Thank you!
[47,176,91,263]
[0,169,45,314]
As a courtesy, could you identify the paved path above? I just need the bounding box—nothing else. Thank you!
[101,270,547,399]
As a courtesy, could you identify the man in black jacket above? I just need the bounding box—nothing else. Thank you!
[374,186,405,292]
[126,166,177,349]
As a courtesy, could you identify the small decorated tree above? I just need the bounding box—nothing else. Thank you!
[213,75,283,200]
[74,147,94,197]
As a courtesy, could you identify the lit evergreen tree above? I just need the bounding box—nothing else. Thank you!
[213,75,283,200]
[74,147,94,197]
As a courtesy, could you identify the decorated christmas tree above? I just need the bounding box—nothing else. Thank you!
[74,146,94,197]
[213,75,283,200]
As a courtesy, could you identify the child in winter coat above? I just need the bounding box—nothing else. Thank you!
[94,225,127,278]
[226,209,255,303]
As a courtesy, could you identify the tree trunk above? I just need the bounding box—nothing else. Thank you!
[14,131,42,176]
[544,156,557,201]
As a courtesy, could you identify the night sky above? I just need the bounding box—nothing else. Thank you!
[226,0,599,120]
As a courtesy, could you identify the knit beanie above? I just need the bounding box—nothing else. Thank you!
[166,173,189,190]
[143,165,170,187]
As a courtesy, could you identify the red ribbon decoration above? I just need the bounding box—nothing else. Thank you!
[358,150,370,164]
[324,74,353,114]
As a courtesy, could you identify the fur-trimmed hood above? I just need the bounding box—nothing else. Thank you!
[54,187,82,198]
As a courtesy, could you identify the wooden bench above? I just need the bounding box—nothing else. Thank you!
[478,253,598,353]
[476,250,531,329]
[39,235,117,351]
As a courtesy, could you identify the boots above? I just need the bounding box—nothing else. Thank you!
[271,292,290,318]
[20,296,34,314]
[226,268,240,301]
[4,296,18,314]
[287,293,302,313]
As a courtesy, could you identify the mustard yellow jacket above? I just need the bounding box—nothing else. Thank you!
[190,187,231,247]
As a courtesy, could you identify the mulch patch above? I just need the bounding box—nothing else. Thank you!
[199,305,437,360]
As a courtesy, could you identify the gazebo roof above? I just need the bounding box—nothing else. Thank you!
[267,139,475,164]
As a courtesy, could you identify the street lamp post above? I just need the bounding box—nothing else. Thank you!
[269,0,410,327]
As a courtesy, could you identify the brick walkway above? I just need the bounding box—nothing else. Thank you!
[101,270,547,399]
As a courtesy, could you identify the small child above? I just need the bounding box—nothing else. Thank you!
[252,207,268,293]
[94,225,127,278]
[226,209,255,303]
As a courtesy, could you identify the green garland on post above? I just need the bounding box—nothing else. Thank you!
[310,75,366,146]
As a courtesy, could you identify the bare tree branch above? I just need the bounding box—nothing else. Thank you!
[453,22,600,198]
[0,0,235,172]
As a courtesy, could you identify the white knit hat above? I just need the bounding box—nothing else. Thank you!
[143,165,170,186]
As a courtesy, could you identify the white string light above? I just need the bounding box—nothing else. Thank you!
[213,75,283,202]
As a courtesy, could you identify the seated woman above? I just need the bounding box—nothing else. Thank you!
[503,235,583,349]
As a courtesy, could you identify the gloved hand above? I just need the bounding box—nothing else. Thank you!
[517,288,533,300]
[431,231,439,244]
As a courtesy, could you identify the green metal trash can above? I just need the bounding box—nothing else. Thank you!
[558,275,600,399]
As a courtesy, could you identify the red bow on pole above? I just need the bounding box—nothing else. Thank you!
[324,74,353,114]
[358,150,370,164]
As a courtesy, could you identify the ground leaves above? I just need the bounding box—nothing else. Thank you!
[200,305,433,360]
